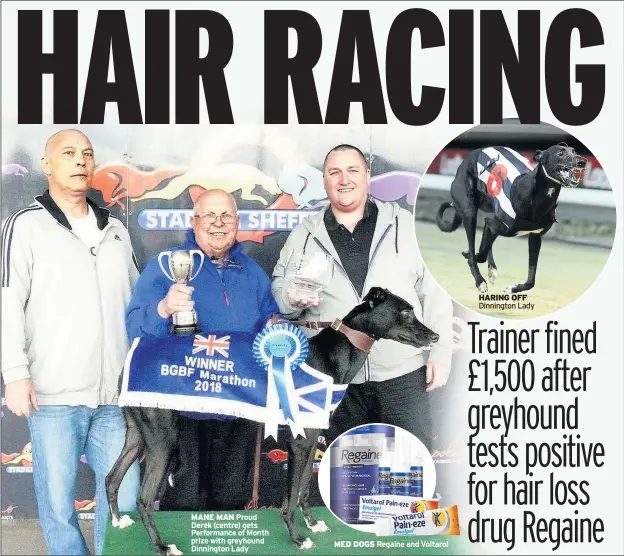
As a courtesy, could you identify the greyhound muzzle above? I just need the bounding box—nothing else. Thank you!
[555,149,587,187]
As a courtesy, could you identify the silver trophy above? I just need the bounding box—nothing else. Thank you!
[284,249,333,303]
[158,249,205,335]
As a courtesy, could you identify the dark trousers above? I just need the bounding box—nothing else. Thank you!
[159,417,259,511]
[326,366,432,451]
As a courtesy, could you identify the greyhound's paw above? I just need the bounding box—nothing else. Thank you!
[462,251,469,260]
[506,284,519,293]
[488,267,498,284]
[477,281,488,293]
[299,538,314,550]
[307,520,329,533]
[166,544,183,555]
[112,514,135,529]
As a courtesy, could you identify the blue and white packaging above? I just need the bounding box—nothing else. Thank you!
[330,432,385,524]
[390,441,411,495]
[378,449,393,495]
[409,448,424,498]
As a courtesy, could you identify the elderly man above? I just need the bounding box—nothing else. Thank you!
[126,189,278,510]
[1,129,140,555]
[272,144,454,450]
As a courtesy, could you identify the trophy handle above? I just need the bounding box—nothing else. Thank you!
[158,251,175,282]
[189,250,205,282]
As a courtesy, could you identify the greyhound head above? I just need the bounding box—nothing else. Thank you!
[348,287,440,349]
[534,143,587,187]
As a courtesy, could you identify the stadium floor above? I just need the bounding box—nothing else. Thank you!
[1,519,94,555]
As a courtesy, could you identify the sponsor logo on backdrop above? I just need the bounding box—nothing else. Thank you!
[76,499,96,520]
[265,449,288,464]
[264,442,325,474]
[2,164,28,177]
[90,127,420,244]
[313,448,324,473]
[1,504,18,520]
[2,442,33,473]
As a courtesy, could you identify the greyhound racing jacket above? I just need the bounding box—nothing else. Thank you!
[272,198,454,384]
[1,192,139,406]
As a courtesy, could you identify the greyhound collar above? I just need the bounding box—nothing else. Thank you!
[330,319,376,354]
[269,315,376,353]
[541,165,564,186]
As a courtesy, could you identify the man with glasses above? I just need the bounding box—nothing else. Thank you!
[126,188,278,511]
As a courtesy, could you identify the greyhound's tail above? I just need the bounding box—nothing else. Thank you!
[436,202,462,232]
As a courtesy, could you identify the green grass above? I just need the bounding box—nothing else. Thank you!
[103,508,476,555]
[413,221,612,319]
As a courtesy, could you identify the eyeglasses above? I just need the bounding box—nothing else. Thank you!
[193,212,238,225]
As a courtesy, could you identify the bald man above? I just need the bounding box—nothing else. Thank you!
[1,129,140,555]
[126,189,279,511]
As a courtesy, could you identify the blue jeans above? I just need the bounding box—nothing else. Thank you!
[28,405,140,555]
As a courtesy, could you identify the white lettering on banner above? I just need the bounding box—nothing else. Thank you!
[185,356,234,372]
[197,372,256,389]
[161,365,195,377]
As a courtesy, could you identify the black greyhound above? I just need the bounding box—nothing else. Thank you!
[105,287,440,554]
[435,143,587,293]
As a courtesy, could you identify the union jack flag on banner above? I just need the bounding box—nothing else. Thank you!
[192,334,231,357]
[119,329,348,438]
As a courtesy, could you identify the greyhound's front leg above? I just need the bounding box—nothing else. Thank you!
[460,209,488,292]
[281,436,316,549]
[507,233,541,293]
[476,218,500,283]
[299,431,329,534]
[487,248,498,284]
[106,422,143,530]
[471,219,499,264]
[136,428,180,556]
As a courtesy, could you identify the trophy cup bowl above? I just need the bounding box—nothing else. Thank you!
[158,249,205,335]
[284,250,334,303]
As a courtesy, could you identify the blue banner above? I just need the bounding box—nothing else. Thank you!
[119,325,348,439]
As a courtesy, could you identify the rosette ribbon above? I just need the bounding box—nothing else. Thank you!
[253,323,309,440]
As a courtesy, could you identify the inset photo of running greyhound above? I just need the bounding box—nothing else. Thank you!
[412,120,615,319]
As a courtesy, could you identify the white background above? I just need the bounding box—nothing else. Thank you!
[2,2,622,554]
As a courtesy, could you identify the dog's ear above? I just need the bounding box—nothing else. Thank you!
[533,150,543,163]
[363,287,387,307]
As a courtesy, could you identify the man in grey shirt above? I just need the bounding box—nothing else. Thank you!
[2,129,140,555]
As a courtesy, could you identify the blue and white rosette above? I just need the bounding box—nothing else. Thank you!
[253,323,309,440]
